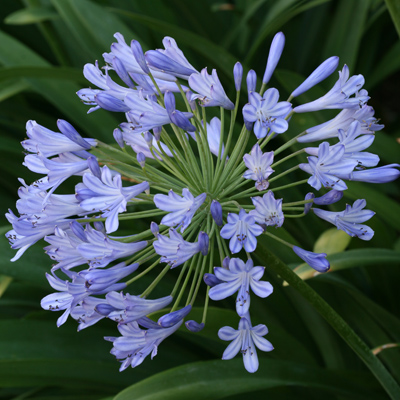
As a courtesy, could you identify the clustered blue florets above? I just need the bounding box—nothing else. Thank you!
[5,30,400,374]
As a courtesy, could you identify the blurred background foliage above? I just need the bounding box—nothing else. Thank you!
[0,0,399,399]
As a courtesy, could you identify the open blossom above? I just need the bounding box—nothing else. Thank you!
[299,142,358,191]
[250,191,284,227]
[242,89,292,139]
[75,164,149,233]
[209,258,273,316]
[106,318,183,371]
[219,315,273,373]
[294,65,369,113]
[189,68,234,110]
[243,144,274,191]
[313,199,375,240]
[220,209,264,253]
[154,189,206,232]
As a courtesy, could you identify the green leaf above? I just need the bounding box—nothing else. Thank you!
[113,359,384,400]
[313,228,352,255]
[0,29,118,141]
[51,0,144,60]
[0,66,85,83]
[385,0,400,37]
[323,0,371,70]
[4,7,58,25]
[0,80,30,102]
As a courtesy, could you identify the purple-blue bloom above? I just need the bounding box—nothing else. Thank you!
[97,291,173,324]
[233,62,243,91]
[76,165,149,233]
[299,142,358,191]
[209,258,273,316]
[44,221,147,270]
[298,105,384,143]
[242,89,292,139]
[294,65,369,113]
[105,318,183,371]
[249,191,284,227]
[153,228,207,268]
[189,68,235,110]
[313,199,375,240]
[220,209,263,253]
[145,36,198,79]
[350,164,400,183]
[243,144,274,191]
[292,246,330,272]
[22,120,96,157]
[218,315,273,373]
[210,200,223,226]
[158,305,192,327]
[154,189,206,232]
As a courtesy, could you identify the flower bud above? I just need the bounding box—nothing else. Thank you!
[233,62,243,92]
[246,69,257,94]
[137,152,146,167]
[150,222,159,236]
[203,273,223,287]
[314,190,343,205]
[87,156,102,179]
[113,128,125,148]
[210,200,223,226]
[198,231,209,256]
[304,192,315,214]
[158,304,192,328]
[144,131,153,147]
[263,32,285,85]
[185,320,205,332]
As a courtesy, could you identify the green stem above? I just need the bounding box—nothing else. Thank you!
[254,246,400,400]
[271,149,305,169]
[268,165,300,183]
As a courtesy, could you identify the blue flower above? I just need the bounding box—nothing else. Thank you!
[154,189,206,232]
[96,291,173,324]
[350,163,400,183]
[153,229,207,268]
[220,209,263,253]
[189,68,234,110]
[242,89,292,139]
[40,262,133,327]
[313,199,375,240]
[218,315,273,373]
[292,246,330,272]
[298,104,384,143]
[304,121,379,168]
[294,65,369,113]
[145,36,198,79]
[45,221,147,270]
[249,191,284,227]
[105,318,183,371]
[209,258,273,316]
[76,165,149,233]
[299,142,358,191]
[243,144,274,191]
[22,120,96,157]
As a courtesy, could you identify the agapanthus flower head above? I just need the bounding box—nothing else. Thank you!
[6,30,399,375]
